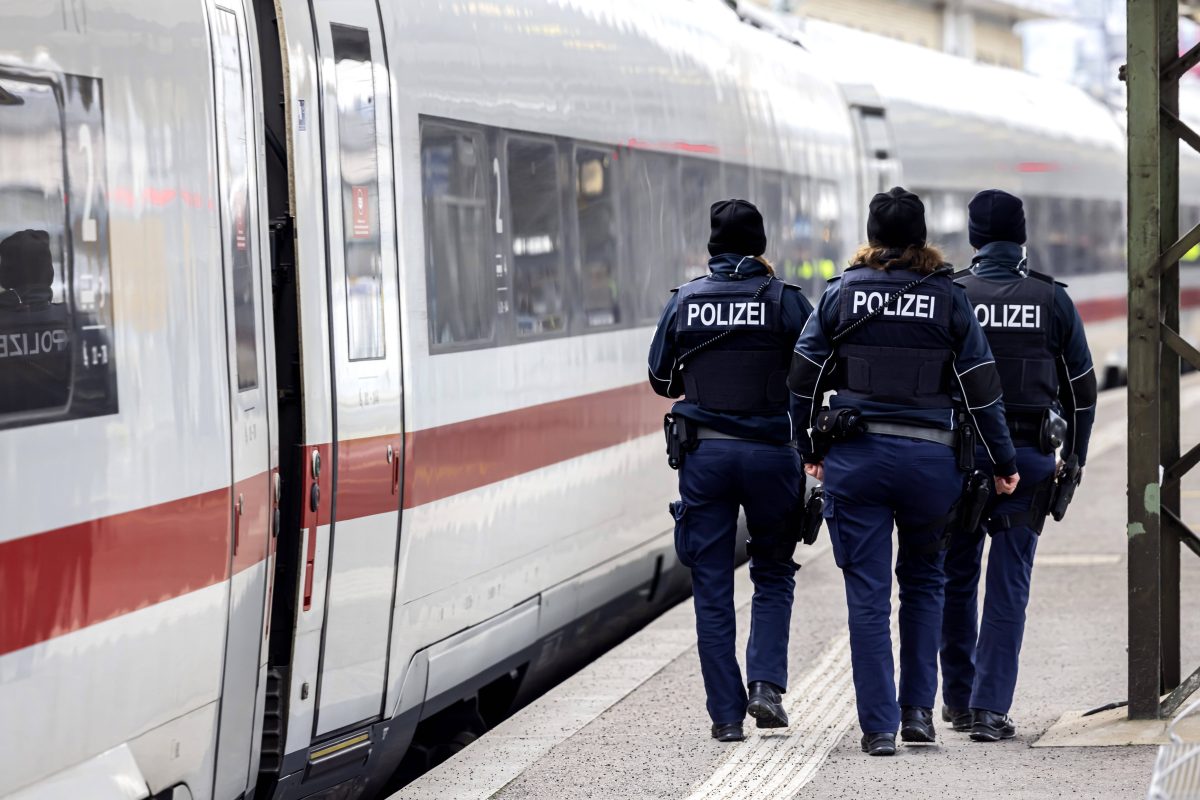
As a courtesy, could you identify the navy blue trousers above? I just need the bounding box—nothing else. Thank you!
[822,434,963,735]
[674,439,803,726]
[940,445,1056,715]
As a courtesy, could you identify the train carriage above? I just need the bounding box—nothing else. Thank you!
[0,2,858,799]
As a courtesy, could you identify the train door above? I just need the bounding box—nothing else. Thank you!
[207,2,277,797]
[308,0,406,737]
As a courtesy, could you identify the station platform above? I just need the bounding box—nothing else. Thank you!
[393,383,1200,800]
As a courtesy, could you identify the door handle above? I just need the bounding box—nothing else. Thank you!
[388,443,400,496]
[233,492,244,555]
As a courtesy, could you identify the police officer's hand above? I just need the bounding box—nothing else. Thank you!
[804,462,824,482]
[994,472,1020,495]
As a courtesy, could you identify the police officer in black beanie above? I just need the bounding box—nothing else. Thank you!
[788,187,1018,755]
[939,189,1097,742]
[648,199,812,742]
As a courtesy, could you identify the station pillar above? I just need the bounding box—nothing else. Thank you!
[1126,0,1200,721]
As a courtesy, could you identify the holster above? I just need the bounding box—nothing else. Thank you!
[955,413,977,472]
[796,485,824,546]
[1049,454,1081,521]
[663,413,698,470]
[1039,408,1068,455]
[957,469,993,534]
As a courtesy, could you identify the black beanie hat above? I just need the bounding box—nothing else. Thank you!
[708,199,767,257]
[867,187,927,249]
[968,189,1026,248]
[0,229,53,290]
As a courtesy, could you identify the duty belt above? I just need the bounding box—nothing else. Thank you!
[696,426,794,448]
[863,421,957,448]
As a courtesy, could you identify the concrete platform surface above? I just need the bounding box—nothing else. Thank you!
[392,383,1200,800]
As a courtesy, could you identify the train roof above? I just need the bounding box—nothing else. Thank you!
[801,19,1127,201]
[387,0,858,180]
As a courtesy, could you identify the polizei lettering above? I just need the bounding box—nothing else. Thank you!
[974,303,1042,329]
[685,301,767,327]
[0,328,70,359]
[850,290,936,319]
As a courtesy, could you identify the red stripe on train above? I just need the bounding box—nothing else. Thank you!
[0,488,231,657]
[0,384,667,655]
[402,383,669,508]
[1076,287,1200,323]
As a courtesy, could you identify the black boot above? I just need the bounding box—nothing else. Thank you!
[861,731,897,756]
[899,706,935,743]
[711,722,745,742]
[747,681,788,728]
[941,705,973,732]
[970,709,1016,742]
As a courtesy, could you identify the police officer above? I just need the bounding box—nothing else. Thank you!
[788,187,1018,756]
[0,229,71,415]
[648,199,812,742]
[939,189,1096,742]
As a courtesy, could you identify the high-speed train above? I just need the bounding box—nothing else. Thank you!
[0,1,1192,799]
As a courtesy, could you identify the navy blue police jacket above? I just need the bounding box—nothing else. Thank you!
[961,241,1097,465]
[647,254,813,444]
[788,259,1018,476]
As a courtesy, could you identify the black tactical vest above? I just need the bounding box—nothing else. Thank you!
[674,276,792,415]
[0,300,71,416]
[832,265,956,409]
[954,269,1058,415]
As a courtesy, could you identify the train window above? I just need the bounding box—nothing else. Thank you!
[506,136,565,338]
[858,110,892,160]
[723,163,751,203]
[421,123,495,349]
[776,178,815,288]
[624,149,680,322]
[680,160,719,282]
[212,8,258,390]
[815,181,842,279]
[331,24,385,361]
[0,71,117,429]
[1024,196,1050,272]
[575,147,620,329]
[1045,197,1073,276]
[925,190,970,269]
[757,171,785,259]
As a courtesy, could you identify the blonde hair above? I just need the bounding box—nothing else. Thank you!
[755,255,776,276]
[849,243,945,275]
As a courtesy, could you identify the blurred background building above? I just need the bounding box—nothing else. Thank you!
[744,0,1070,69]
[742,0,1200,111]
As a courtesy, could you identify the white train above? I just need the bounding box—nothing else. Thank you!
[0,2,1192,800]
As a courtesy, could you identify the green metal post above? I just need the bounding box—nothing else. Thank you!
[1159,0,1182,695]
[1127,0,1165,721]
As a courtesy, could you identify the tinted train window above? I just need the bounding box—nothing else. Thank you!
[776,178,814,287]
[925,190,970,270]
[680,160,719,282]
[757,171,784,259]
[815,181,842,280]
[624,149,680,322]
[723,163,751,202]
[421,124,495,349]
[331,24,385,361]
[1045,197,1074,276]
[213,8,258,390]
[0,71,116,429]
[507,137,566,338]
[575,147,620,329]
